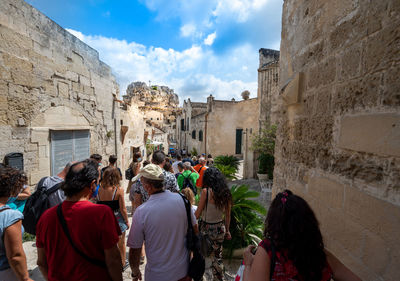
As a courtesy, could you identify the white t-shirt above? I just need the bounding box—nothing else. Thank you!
[172,160,181,174]
[127,190,196,281]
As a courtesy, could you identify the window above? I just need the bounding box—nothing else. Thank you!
[181,119,185,131]
[235,129,243,154]
[192,130,196,139]
[199,130,203,141]
[187,118,190,131]
[51,130,90,176]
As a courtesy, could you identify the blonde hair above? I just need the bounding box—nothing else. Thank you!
[181,188,195,205]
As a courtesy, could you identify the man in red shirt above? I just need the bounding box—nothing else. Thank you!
[36,159,123,281]
[193,157,208,189]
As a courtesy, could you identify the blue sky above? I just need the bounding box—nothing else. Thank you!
[26,0,283,102]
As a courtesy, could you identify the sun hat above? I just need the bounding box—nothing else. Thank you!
[132,164,164,182]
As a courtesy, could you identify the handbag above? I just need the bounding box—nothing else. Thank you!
[56,204,106,268]
[199,188,213,257]
[179,193,205,281]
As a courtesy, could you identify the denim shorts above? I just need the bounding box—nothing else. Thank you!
[115,211,128,233]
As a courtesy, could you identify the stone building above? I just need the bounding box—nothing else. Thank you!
[0,0,120,184]
[177,95,259,178]
[258,48,280,126]
[274,0,400,279]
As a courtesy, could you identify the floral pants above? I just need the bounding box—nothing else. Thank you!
[199,220,226,281]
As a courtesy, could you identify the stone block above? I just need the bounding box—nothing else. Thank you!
[65,70,78,82]
[361,231,390,275]
[382,64,400,106]
[282,72,303,105]
[308,175,345,210]
[38,156,50,171]
[3,53,32,72]
[344,185,400,244]
[0,25,32,58]
[338,43,362,81]
[30,129,49,145]
[29,171,47,186]
[338,113,400,157]
[79,75,90,86]
[57,81,69,99]
[33,41,52,59]
[307,57,336,89]
[0,83,8,110]
[12,127,29,139]
[38,145,48,158]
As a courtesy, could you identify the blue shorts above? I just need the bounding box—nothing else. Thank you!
[115,212,128,233]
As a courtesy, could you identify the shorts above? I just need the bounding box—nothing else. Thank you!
[115,211,128,233]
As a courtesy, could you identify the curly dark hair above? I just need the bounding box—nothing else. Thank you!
[62,159,99,197]
[0,167,27,197]
[202,167,232,211]
[264,189,326,281]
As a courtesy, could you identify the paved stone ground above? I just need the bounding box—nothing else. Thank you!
[24,194,242,280]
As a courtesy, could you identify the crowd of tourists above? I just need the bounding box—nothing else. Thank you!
[0,150,362,281]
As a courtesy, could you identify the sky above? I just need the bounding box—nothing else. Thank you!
[26,0,282,103]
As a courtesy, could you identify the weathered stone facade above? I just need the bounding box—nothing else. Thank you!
[258,48,280,126]
[177,95,259,178]
[0,0,120,184]
[274,0,400,279]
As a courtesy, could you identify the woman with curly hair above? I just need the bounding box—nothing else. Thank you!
[242,189,361,281]
[195,167,232,281]
[0,167,33,281]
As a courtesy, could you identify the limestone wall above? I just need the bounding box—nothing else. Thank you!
[275,0,400,279]
[0,0,120,184]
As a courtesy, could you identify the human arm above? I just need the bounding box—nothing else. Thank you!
[133,193,143,211]
[4,221,33,281]
[194,188,207,219]
[37,247,48,280]
[16,187,31,200]
[326,250,362,281]
[224,202,231,240]
[129,248,142,280]
[118,188,130,229]
[104,245,123,281]
[242,245,270,281]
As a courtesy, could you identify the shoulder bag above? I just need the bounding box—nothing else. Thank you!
[179,193,205,281]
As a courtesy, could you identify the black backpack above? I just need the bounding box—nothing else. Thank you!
[23,177,63,235]
[183,172,197,195]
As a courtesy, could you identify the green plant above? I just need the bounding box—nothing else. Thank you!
[258,153,274,179]
[223,184,266,258]
[190,147,198,157]
[106,130,113,139]
[146,143,155,157]
[251,124,276,175]
[215,164,237,180]
[23,232,35,243]
[214,155,240,170]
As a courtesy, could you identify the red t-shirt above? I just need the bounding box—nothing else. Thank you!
[36,200,121,281]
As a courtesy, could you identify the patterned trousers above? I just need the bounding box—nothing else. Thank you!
[199,220,226,281]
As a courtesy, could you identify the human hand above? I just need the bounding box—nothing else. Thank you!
[132,270,142,280]
[126,221,130,230]
[243,245,256,266]
[225,231,232,240]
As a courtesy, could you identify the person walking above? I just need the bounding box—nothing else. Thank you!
[0,167,33,281]
[36,159,123,281]
[101,155,122,180]
[127,164,197,281]
[242,190,361,281]
[177,162,199,195]
[126,152,142,195]
[97,167,130,269]
[195,167,232,281]
[172,154,182,174]
[193,157,208,190]
[152,150,179,192]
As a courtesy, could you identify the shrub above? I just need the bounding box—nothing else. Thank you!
[214,155,240,170]
[257,153,274,178]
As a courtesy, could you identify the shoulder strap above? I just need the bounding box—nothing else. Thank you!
[36,177,48,191]
[112,186,118,200]
[56,204,106,268]
[45,182,63,196]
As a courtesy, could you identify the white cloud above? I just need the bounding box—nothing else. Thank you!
[180,23,196,37]
[204,32,217,46]
[65,28,258,103]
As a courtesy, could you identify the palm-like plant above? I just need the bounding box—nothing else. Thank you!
[214,155,240,170]
[224,184,266,258]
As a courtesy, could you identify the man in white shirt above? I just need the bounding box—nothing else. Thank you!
[127,164,196,281]
[172,154,182,174]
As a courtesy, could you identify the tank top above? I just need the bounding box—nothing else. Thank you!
[201,188,223,223]
[96,187,120,212]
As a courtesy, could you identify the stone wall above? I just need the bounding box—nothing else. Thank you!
[275,0,400,279]
[0,0,120,184]
[258,49,280,126]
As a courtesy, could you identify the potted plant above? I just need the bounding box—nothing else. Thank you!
[223,184,266,259]
[250,124,276,180]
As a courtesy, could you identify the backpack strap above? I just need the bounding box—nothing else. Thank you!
[45,182,63,196]
[36,177,48,191]
[56,204,106,268]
